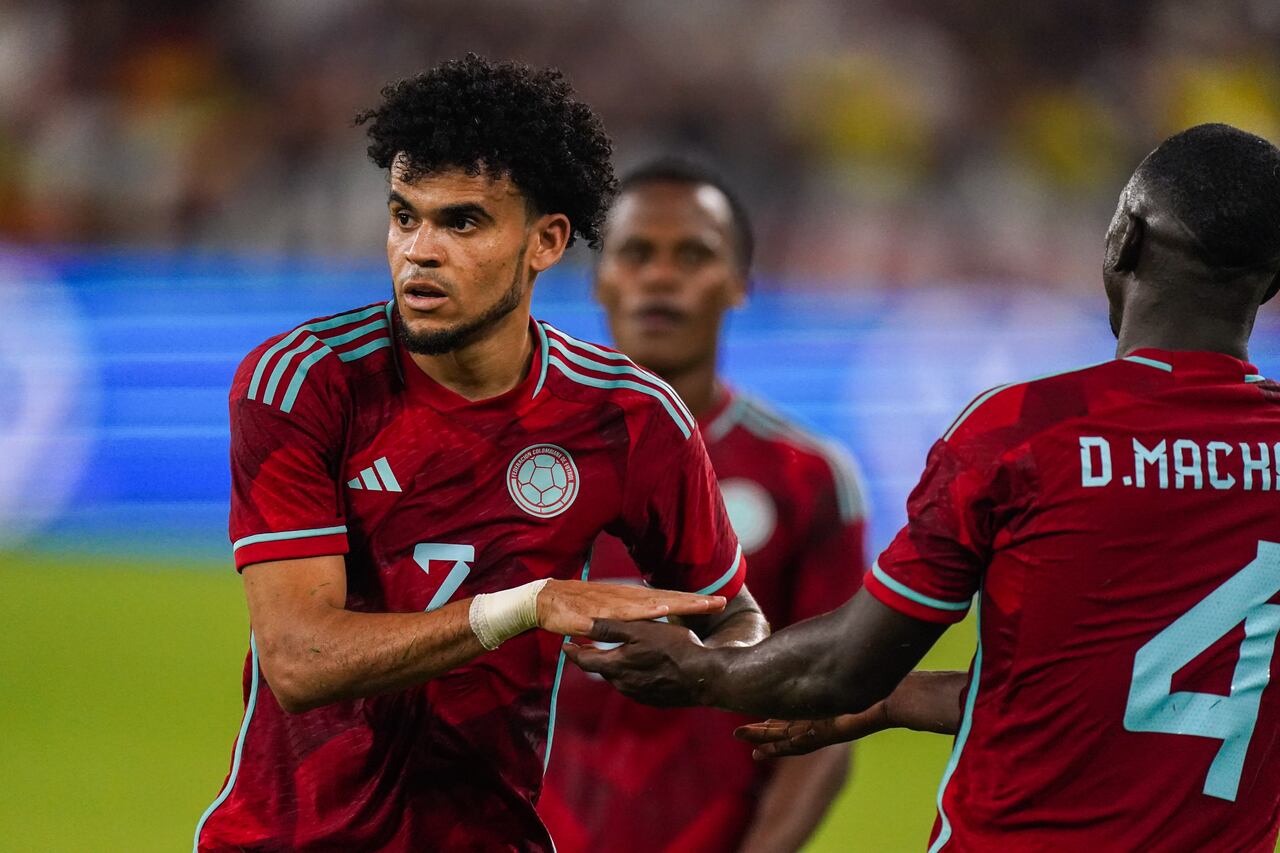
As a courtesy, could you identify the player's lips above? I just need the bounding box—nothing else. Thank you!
[402,280,450,312]
[632,305,686,333]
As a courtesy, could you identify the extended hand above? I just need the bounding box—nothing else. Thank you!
[537,580,725,638]
[734,705,891,760]
[563,618,710,707]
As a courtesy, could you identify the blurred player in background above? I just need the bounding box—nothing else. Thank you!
[539,159,868,853]
[193,57,769,853]
[572,124,1280,852]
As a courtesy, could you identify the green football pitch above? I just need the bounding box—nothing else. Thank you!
[0,551,976,852]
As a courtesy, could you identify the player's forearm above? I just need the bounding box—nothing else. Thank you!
[737,744,850,853]
[880,670,966,734]
[686,586,770,649]
[256,600,485,713]
[691,591,946,718]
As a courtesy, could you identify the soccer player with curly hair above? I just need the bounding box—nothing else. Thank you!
[193,55,766,852]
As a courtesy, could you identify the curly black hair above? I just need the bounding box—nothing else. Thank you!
[355,54,617,249]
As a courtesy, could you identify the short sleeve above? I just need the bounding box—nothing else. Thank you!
[786,451,869,624]
[616,412,745,599]
[228,347,348,571]
[865,392,1011,624]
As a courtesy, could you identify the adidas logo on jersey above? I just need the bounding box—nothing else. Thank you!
[347,457,402,493]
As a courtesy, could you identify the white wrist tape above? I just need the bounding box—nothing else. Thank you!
[469,579,549,650]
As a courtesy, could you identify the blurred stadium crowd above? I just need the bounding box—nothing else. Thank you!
[3,0,1280,288]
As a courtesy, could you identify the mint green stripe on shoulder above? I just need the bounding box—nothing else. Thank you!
[262,335,329,407]
[546,325,631,362]
[547,354,693,439]
[695,545,743,595]
[246,304,387,403]
[318,317,387,347]
[545,328,697,426]
[1246,374,1266,383]
[248,327,307,402]
[306,304,386,332]
[280,345,334,413]
[336,337,392,363]
[928,596,983,853]
[232,525,348,553]
[871,562,971,612]
[547,337,696,431]
[1123,354,1173,372]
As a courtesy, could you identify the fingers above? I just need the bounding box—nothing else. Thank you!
[733,719,827,759]
[586,618,635,644]
[652,591,726,617]
[597,592,723,623]
[733,720,791,744]
[562,641,615,676]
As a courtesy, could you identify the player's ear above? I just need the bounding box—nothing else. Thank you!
[1111,213,1144,275]
[528,213,571,273]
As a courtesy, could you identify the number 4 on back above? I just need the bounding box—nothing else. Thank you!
[413,543,474,612]
[1125,540,1280,801]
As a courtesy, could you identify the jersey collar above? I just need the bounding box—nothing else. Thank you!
[1123,347,1263,383]
[699,384,743,445]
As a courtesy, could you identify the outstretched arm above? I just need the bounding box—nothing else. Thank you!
[565,586,947,720]
[245,555,725,713]
[734,670,968,760]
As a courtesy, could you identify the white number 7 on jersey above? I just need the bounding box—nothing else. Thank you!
[1124,540,1280,801]
[413,543,474,612]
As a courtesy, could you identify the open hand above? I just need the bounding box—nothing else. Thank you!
[563,618,710,707]
[537,580,725,638]
[734,704,891,760]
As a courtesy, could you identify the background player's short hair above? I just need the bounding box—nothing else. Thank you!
[356,54,617,249]
[1136,123,1280,271]
[619,156,755,273]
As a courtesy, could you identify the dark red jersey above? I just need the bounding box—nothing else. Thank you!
[866,349,1280,852]
[540,389,867,853]
[194,303,744,853]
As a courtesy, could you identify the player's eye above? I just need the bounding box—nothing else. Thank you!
[676,244,713,268]
[616,243,649,264]
[393,210,414,228]
[448,215,478,233]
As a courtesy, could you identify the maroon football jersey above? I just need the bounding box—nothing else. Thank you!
[867,349,1280,852]
[540,389,867,853]
[194,303,744,852]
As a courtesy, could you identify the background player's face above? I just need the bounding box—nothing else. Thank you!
[386,164,568,354]
[595,182,746,376]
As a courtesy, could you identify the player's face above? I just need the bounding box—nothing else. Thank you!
[386,163,567,355]
[595,183,746,377]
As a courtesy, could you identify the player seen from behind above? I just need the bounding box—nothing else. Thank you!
[539,159,868,852]
[194,55,767,853]
[571,123,1280,852]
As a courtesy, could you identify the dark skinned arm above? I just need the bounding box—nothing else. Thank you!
[679,585,769,648]
[734,670,968,759]
[565,587,948,719]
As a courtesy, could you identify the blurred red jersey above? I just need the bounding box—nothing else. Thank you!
[867,349,1280,852]
[194,303,744,853]
[540,390,867,853]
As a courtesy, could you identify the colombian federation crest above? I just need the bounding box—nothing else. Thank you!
[507,444,579,518]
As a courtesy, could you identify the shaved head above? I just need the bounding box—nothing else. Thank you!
[1104,123,1280,356]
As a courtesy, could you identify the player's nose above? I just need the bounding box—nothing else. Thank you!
[404,226,446,268]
